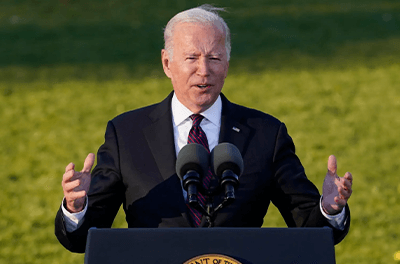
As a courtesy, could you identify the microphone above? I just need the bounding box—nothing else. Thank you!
[176,143,209,206]
[211,143,244,203]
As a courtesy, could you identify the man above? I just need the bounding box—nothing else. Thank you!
[55,5,353,253]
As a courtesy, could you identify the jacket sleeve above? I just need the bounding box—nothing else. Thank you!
[270,122,350,244]
[55,121,125,253]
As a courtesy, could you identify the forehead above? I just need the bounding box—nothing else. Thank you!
[172,22,225,53]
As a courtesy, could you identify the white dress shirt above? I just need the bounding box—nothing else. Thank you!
[62,93,346,231]
[171,93,221,156]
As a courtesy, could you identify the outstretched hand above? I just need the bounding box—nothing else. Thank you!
[322,155,353,215]
[62,153,95,213]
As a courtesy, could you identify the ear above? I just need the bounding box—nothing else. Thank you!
[161,49,172,79]
[224,61,229,79]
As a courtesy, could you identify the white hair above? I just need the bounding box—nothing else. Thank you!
[163,4,231,61]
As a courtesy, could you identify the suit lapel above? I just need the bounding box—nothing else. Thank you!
[143,92,177,181]
[142,92,191,225]
[219,94,252,155]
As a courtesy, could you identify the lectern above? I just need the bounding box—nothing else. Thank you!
[84,227,336,264]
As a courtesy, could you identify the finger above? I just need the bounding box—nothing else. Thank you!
[334,196,347,207]
[342,177,352,191]
[327,155,337,176]
[62,170,76,183]
[68,190,87,200]
[338,186,352,200]
[65,162,75,173]
[65,190,86,201]
[335,176,351,190]
[82,153,95,173]
[344,172,353,184]
[63,179,81,192]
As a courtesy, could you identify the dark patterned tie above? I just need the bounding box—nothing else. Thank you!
[187,114,212,226]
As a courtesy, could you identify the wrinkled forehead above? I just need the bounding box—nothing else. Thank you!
[172,22,226,53]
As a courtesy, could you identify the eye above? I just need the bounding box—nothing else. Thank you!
[186,56,197,61]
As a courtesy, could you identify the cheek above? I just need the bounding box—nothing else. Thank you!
[175,65,194,81]
[216,68,228,82]
[212,62,228,75]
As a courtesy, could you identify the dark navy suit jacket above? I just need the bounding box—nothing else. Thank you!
[55,92,350,253]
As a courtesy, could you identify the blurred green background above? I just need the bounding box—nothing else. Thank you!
[0,0,399,263]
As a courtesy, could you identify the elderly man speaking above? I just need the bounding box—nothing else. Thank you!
[55,4,353,253]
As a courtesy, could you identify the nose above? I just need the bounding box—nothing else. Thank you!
[196,57,210,77]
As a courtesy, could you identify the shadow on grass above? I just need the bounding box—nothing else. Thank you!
[0,2,399,81]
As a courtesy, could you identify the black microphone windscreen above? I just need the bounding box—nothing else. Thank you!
[175,143,209,180]
[211,143,244,178]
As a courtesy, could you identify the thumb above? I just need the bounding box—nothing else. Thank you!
[327,155,337,176]
[82,153,95,173]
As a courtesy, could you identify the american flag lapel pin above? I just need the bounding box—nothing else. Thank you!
[232,126,240,132]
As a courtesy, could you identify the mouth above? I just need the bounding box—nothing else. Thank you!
[196,84,211,88]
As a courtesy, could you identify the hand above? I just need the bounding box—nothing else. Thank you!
[62,153,95,213]
[322,155,353,215]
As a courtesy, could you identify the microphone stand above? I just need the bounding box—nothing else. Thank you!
[199,170,240,228]
[190,190,214,227]
[205,196,214,228]
[190,196,235,228]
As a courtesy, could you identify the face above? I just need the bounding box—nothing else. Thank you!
[162,22,229,113]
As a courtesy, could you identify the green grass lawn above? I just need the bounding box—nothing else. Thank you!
[0,0,399,263]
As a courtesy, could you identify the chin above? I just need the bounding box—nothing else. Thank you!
[195,95,216,107]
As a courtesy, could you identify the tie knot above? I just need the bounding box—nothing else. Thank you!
[190,114,204,127]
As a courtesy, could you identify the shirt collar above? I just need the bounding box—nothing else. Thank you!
[171,93,222,127]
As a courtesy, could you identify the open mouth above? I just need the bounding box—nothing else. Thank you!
[197,85,210,88]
